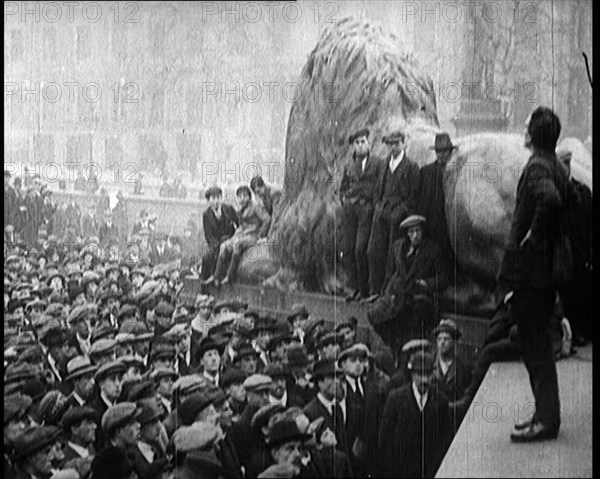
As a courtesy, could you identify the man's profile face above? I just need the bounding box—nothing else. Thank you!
[560,155,572,179]
[272,440,304,470]
[353,136,370,157]
[436,332,454,356]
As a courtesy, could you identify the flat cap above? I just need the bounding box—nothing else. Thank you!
[66,305,91,324]
[197,335,226,358]
[94,360,126,382]
[18,345,45,365]
[136,398,163,425]
[337,343,371,364]
[220,368,247,389]
[4,393,33,424]
[60,406,97,431]
[120,321,153,341]
[37,390,69,426]
[179,388,227,426]
[12,425,63,460]
[263,363,287,379]
[172,422,223,453]
[334,316,358,332]
[243,374,273,392]
[89,338,117,357]
[267,419,310,447]
[251,403,286,430]
[316,332,343,350]
[348,127,370,144]
[155,301,175,317]
[150,343,177,362]
[234,342,259,360]
[90,324,117,343]
[401,339,431,355]
[118,304,138,320]
[101,402,140,434]
[127,380,157,402]
[150,367,178,382]
[173,375,210,396]
[5,362,38,384]
[120,354,145,370]
[433,318,462,340]
[399,214,426,230]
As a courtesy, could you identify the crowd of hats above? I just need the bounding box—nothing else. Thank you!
[4,198,465,478]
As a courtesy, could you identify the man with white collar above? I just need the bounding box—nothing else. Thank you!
[151,367,177,415]
[67,305,92,356]
[64,356,98,409]
[196,335,225,387]
[302,359,349,455]
[379,351,450,478]
[86,360,126,450]
[366,129,420,299]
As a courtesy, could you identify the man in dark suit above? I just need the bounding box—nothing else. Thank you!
[340,128,383,300]
[498,106,572,442]
[368,215,448,352]
[379,351,451,478]
[366,130,420,297]
[149,233,172,266]
[417,132,457,267]
[200,186,239,282]
[131,210,151,237]
[302,359,350,455]
[98,212,119,248]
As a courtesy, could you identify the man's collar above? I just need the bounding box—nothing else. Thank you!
[100,391,115,408]
[67,441,90,458]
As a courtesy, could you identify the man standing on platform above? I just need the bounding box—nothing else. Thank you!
[499,106,571,442]
[366,130,420,299]
[340,128,383,301]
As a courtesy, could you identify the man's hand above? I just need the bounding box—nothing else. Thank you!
[320,427,338,447]
[415,279,428,289]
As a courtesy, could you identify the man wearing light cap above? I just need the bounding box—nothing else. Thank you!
[379,350,450,477]
[367,214,448,352]
[340,127,383,301]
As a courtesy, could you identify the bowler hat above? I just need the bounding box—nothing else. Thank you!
[251,403,286,431]
[197,335,226,359]
[4,393,33,424]
[429,132,458,151]
[312,359,338,380]
[127,381,157,402]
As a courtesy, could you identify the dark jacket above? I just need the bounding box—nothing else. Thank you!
[303,396,349,455]
[383,237,448,310]
[499,151,572,290]
[340,153,383,204]
[432,355,473,404]
[202,204,239,250]
[379,383,451,478]
[373,153,420,218]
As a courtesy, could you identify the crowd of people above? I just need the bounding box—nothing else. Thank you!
[3,105,593,478]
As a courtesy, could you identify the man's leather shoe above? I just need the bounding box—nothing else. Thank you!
[510,422,559,442]
[513,419,535,431]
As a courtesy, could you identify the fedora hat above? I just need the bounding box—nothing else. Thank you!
[430,132,458,151]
